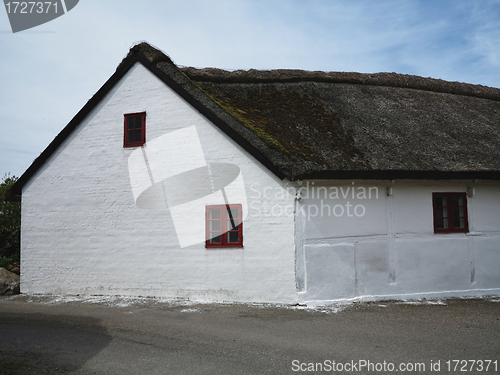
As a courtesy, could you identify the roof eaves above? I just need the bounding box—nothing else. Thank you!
[298,170,500,181]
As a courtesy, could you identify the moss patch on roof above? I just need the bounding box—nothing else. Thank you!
[196,82,363,164]
[195,84,288,155]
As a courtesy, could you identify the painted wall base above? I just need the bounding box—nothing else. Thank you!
[298,288,500,306]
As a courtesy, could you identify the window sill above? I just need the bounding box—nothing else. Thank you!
[433,231,469,235]
[206,246,244,249]
[123,143,145,148]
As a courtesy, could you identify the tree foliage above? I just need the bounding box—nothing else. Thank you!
[0,174,21,262]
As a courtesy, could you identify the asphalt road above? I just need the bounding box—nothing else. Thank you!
[0,295,499,374]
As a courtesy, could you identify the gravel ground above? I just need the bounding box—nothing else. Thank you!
[1,295,499,374]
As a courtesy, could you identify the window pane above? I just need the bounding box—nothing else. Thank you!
[454,218,465,228]
[436,207,447,218]
[437,218,448,229]
[210,221,221,231]
[127,130,134,143]
[452,196,464,206]
[210,209,220,219]
[135,116,142,129]
[132,129,141,142]
[227,207,239,219]
[127,117,135,129]
[210,234,221,243]
[228,231,239,243]
[227,219,239,231]
[435,196,446,207]
[453,206,465,218]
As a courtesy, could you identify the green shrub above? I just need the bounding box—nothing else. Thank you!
[0,174,21,263]
[0,255,14,269]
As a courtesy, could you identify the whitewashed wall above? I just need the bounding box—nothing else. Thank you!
[295,180,500,304]
[21,63,297,303]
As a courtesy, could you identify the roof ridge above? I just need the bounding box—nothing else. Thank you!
[180,67,500,102]
[118,42,500,102]
[117,42,175,71]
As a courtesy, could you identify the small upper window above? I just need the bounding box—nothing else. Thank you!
[432,192,469,233]
[206,204,243,248]
[124,112,146,147]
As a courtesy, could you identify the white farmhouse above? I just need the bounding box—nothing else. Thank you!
[7,43,500,304]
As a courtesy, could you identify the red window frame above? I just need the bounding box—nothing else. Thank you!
[432,192,469,234]
[205,204,243,248]
[124,112,146,147]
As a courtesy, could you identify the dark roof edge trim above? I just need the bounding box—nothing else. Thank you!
[296,170,500,181]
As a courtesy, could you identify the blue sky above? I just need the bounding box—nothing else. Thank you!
[1,0,500,179]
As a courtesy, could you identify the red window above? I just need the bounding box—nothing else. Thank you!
[432,193,469,233]
[206,204,243,248]
[124,112,146,147]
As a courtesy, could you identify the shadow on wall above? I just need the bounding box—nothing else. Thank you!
[0,312,112,374]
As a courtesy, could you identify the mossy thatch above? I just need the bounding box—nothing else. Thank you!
[178,67,500,179]
[196,82,363,164]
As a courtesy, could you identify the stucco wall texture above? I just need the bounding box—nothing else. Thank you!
[20,64,296,303]
[295,181,500,304]
[19,63,500,304]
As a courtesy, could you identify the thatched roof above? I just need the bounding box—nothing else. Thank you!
[130,41,499,180]
[124,44,500,180]
[182,69,500,179]
[6,42,500,200]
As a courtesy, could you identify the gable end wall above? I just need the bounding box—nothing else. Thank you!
[20,63,297,303]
